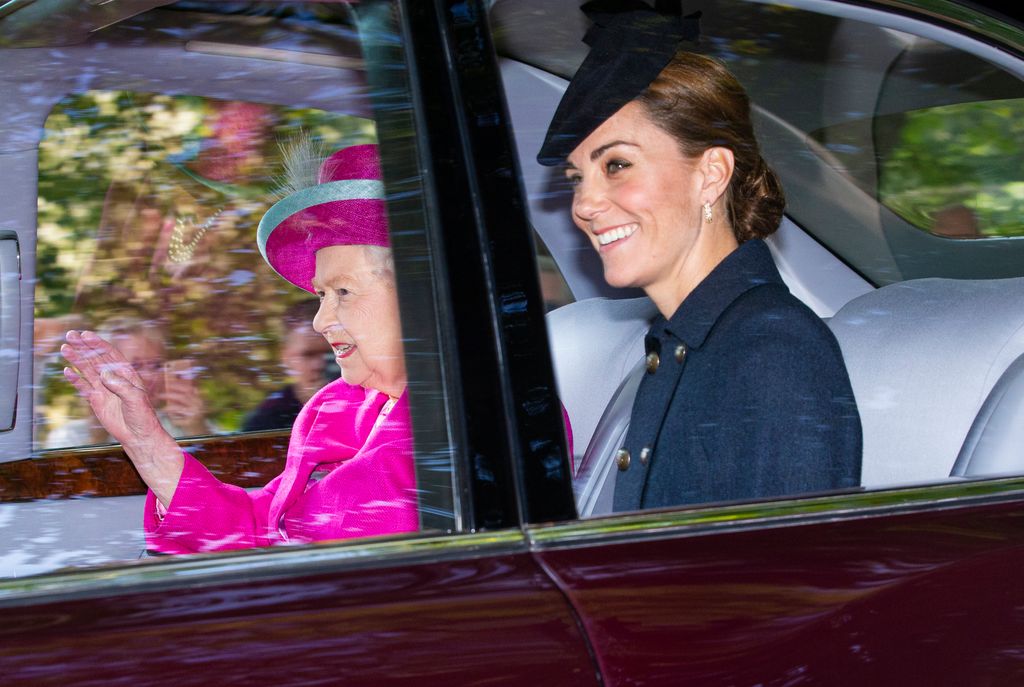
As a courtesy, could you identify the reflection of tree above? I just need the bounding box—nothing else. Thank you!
[879,99,1024,238]
[36,91,375,439]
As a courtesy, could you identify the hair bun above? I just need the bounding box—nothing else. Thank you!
[731,156,785,243]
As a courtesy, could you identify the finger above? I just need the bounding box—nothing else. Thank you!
[63,366,95,395]
[99,366,149,400]
[65,330,112,372]
[61,339,102,383]
[79,331,147,388]
[79,330,122,362]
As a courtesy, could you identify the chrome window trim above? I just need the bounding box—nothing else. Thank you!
[527,476,1024,549]
[0,529,527,608]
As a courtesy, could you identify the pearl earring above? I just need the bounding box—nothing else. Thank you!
[702,202,713,223]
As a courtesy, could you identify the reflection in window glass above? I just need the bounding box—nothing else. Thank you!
[35,92,370,448]
[877,100,1024,239]
[810,99,1024,240]
[2,0,458,577]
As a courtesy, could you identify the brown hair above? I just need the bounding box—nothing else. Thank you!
[636,51,785,243]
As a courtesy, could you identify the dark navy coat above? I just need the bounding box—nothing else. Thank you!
[612,239,862,512]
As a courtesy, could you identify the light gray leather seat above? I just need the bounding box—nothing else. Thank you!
[546,296,657,514]
[951,353,1024,478]
[547,296,658,461]
[828,277,1024,487]
[550,277,1024,517]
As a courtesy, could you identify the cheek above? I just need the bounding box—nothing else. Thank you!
[346,305,375,338]
[617,181,658,215]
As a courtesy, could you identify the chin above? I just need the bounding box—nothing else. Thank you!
[602,266,641,290]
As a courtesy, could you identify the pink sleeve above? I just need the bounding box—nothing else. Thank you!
[561,402,575,474]
[144,452,283,554]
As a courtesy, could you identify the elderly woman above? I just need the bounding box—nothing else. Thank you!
[539,3,862,510]
[61,143,418,553]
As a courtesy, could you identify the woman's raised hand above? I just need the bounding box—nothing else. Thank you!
[61,330,166,448]
[62,330,185,506]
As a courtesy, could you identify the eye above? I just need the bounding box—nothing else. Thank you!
[565,171,582,187]
[335,288,350,297]
[606,159,631,175]
[314,290,326,300]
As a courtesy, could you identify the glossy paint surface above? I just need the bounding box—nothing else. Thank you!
[1,548,598,686]
[536,498,1024,686]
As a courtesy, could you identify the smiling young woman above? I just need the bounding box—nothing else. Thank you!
[565,100,739,317]
[539,4,862,511]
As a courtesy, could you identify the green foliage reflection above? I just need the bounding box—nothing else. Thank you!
[879,99,1024,239]
[36,91,375,445]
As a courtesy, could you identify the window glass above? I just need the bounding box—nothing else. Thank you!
[35,92,363,448]
[495,0,1024,286]
[812,99,1024,240]
[0,0,458,577]
[698,2,1024,284]
[534,234,574,313]
[490,0,1024,521]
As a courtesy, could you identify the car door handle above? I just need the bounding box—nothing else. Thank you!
[0,230,21,432]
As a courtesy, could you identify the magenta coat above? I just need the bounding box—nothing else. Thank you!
[144,379,418,554]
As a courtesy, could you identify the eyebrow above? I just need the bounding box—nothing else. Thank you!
[311,274,354,290]
[565,140,640,170]
[590,139,639,162]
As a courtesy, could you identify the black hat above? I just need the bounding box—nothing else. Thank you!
[536,0,701,166]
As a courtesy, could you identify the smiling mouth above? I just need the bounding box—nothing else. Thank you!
[333,343,356,359]
[596,223,637,247]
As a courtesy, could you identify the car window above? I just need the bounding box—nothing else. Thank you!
[490,0,1024,519]
[812,99,1024,240]
[33,91,362,448]
[0,0,461,576]
[708,2,1024,285]
[497,0,1024,288]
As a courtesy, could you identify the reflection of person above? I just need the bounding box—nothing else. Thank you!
[931,204,981,239]
[241,299,336,432]
[45,316,211,449]
[61,144,418,553]
[538,3,861,510]
[74,99,274,299]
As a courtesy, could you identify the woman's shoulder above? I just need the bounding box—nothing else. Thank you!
[714,284,846,369]
[729,283,831,337]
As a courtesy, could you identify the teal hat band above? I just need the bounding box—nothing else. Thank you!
[257,178,385,261]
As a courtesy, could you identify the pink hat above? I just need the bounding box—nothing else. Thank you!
[257,143,389,293]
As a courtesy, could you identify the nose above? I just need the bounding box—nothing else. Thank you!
[572,177,607,226]
[312,296,335,335]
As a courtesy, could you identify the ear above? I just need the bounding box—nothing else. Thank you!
[698,146,734,205]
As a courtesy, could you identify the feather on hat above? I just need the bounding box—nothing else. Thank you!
[257,141,389,293]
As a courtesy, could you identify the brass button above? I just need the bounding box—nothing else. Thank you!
[639,446,651,466]
[615,448,631,471]
[645,351,660,374]
[675,344,687,363]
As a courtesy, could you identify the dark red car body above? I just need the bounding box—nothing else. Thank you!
[6,484,1024,685]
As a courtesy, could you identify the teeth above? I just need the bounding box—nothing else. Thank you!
[597,224,637,246]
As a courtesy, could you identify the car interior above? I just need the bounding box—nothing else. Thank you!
[491,0,1024,513]
[0,0,1022,576]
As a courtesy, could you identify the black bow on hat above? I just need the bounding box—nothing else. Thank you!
[537,0,701,166]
